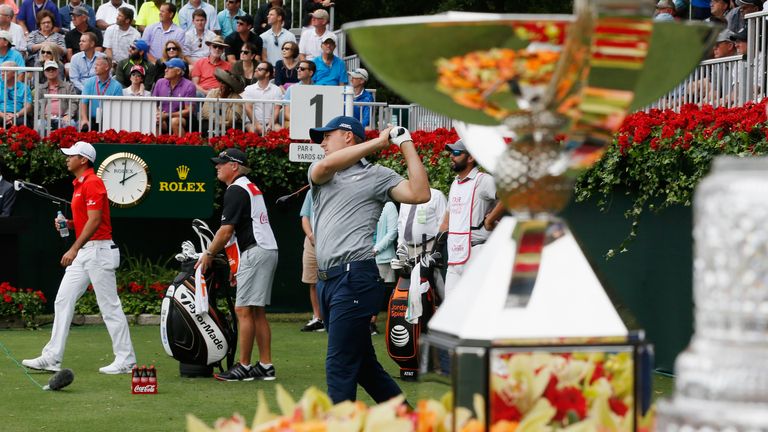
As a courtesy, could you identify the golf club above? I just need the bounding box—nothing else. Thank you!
[275,184,310,205]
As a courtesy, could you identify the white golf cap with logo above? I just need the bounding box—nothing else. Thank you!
[61,141,96,162]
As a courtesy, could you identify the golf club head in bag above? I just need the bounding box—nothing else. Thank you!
[160,221,237,376]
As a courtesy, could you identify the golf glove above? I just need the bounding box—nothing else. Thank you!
[420,253,437,269]
[389,127,412,147]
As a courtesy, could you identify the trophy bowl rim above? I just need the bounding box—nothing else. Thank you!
[341,12,576,32]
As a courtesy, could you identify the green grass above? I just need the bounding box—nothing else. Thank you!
[0,318,675,431]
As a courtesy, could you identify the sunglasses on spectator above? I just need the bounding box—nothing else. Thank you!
[241,50,251,54]
[281,46,292,51]
[256,67,268,71]
[130,72,143,77]
[297,66,308,71]
[450,150,466,157]
[44,68,57,72]
[166,46,179,51]
[210,45,224,50]
[40,50,53,55]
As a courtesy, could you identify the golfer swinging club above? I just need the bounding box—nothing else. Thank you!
[308,116,430,403]
[23,141,137,374]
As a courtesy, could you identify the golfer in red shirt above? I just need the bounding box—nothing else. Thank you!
[23,141,136,374]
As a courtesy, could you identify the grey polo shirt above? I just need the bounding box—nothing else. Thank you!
[309,159,403,270]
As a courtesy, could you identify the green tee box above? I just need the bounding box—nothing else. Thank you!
[93,144,216,219]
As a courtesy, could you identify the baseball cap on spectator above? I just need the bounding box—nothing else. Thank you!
[71,6,89,16]
[61,141,97,162]
[43,60,59,70]
[132,39,149,53]
[309,116,365,144]
[130,64,145,75]
[730,28,748,42]
[348,68,368,81]
[0,30,13,45]
[165,58,186,70]
[446,140,467,153]
[211,148,249,167]
[311,9,329,20]
[235,14,253,26]
[716,29,735,43]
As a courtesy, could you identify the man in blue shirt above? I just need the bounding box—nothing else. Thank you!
[217,0,245,38]
[79,56,122,132]
[312,37,347,86]
[0,31,24,67]
[17,0,60,33]
[349,68,374,129]
[70,32,105,92]
[0,60,31,127]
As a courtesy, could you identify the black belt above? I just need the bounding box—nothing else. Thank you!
[406,236,434,247]
[241,243,258,253]
[317,259,375,281]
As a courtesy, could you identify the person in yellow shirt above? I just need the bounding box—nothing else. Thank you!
[135,0,178,32]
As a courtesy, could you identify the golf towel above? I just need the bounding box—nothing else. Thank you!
[194,264,209,317]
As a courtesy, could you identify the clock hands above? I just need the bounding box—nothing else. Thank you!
[120,171,139,185]
[120,159,127,184]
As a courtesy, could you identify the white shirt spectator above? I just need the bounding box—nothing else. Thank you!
[260,27,296,66]
[397,188,447,247]
[241,81,282,126]
[103,23,140,63]
[8,22,25,53]
[298,28,336,61]
[95,1,136,28]
[183,27,216,65]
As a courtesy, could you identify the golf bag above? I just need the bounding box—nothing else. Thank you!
[160,220,237,377]
[386,233,445,381]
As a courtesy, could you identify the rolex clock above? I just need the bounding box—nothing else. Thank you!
[96,152,151,208]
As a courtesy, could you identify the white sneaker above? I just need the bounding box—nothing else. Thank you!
[99,362,135,375]
[22,356,61,372]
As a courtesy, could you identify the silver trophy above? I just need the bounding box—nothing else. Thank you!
[345,0,718,430]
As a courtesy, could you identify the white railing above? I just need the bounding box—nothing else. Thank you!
[47,0,333,32]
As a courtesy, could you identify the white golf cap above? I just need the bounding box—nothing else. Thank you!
[61,141,96,162]
[348,68,369,81]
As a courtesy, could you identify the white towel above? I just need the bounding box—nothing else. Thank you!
[405,263,430,324]
[194,264,209,317]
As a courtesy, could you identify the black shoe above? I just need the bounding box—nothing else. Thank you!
[370,323,379,336]
[300,318,325,332]
[214,363,254,382]
[249,363,276,381]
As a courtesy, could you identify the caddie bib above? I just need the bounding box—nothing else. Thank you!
[447,173,483,265]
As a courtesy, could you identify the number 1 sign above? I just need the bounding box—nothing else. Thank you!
[289,85,344,140]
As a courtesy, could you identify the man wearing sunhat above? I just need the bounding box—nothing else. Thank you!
[23,141,137,374]
[308,116,429,403]
[440,140,505,297]
[201,69,244,132]
[115,39,156,87]
[191,34,231,95]
[197,148,279,382]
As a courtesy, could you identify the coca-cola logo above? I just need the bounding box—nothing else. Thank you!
[133,384,157,393]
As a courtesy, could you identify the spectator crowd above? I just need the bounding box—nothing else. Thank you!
[0,0,375,134]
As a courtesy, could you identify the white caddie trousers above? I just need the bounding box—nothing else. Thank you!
[42,240,136,365]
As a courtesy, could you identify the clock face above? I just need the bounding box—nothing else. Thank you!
[96,152,151,208]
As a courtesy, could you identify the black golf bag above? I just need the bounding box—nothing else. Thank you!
[160,220,237,377]
[385,233,445,381]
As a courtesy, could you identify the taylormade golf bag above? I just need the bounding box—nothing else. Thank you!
[160,219,237,377]
[386,233,445,381]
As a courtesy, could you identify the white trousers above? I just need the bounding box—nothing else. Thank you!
[42,240,136,366]
[444,244,484,299]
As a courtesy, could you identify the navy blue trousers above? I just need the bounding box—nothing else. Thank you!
[317,260,402,404]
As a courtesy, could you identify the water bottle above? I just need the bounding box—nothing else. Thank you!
[56,211,69,237]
